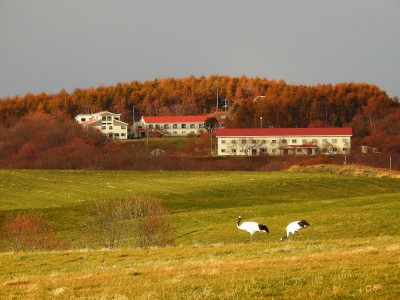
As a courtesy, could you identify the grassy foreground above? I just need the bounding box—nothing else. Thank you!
[1,237,399,299]
[1,167,400,298]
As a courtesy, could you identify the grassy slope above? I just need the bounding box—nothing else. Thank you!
[1,168,400,298]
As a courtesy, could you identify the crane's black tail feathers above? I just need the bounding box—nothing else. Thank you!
[258,224,269,233]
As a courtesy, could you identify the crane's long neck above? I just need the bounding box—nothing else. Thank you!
[237,218,242,228]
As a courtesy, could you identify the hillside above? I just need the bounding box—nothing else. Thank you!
[1,76,400,171]
[0,168,399,298]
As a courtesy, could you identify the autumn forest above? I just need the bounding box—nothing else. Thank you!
[1,75,399,170]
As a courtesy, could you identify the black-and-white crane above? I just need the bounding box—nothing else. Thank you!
[280,220,310,241]
[237,216,269,241]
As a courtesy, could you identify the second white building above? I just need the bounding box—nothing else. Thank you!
[216,127,352,156]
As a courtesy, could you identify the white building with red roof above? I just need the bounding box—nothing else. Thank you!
[133,115,210,138]
[215,127,352,156]
[75,111,128,140]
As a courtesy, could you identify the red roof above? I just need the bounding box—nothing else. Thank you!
[216,127,352,137]
[142,116,208,123]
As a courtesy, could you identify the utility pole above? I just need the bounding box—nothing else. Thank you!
[223,98,228,112]
[216,88,219,112]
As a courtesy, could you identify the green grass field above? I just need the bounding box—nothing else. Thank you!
[1,167,400,299]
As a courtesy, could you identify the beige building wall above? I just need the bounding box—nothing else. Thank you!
[217,135,351,156]
[146,122,205,136]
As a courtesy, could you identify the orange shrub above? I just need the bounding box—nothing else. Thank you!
[1,212,67,252]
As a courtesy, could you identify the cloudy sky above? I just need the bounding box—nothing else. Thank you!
[1,0,400,99]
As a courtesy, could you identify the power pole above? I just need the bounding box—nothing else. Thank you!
[216,88,219,112]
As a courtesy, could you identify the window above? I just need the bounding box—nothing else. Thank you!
[81,118,86,122]
[102,116,106,121]
[115,133,119,137]
[231,140,237,144]
[221,140,226,144]
[115,117,119,120]
[121,133,126,137]
[282,139,287,144]
[221,149,226,153]
[312,139,318,144]
[343,148,348,152]
[342,139,348,143]
[101,126,106,129]
[173,131,177,135]
[148,124,153,129]
[332,139,337,143]
[271,149,277,153]
[181,124,186,129]
[190,124,195,129]
[121,126,126,129]
[164,124,169,129]
[232,149,237,153]
[241,140,246,144]
[292,139,297,144]
[155,124,160,129]
[173,124,178,129]
[322,139,327,143]
[199,124,204,128]
[261,148,267,154]
[261,140,266,144]
[272,140,277,144]
[302,139,307,144]
[252,140,257,144]
[296,149,302,153]
[109,126,113,129]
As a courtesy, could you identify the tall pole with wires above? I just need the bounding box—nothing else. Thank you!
[216,87,219,112]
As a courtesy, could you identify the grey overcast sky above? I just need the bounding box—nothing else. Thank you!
[1,0,400,99]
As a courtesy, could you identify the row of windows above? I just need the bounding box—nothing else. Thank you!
[101,126,127,130]
[169,131,196,135]
[147,123,204,129]
[101,116,120,121]
[221,138,349,145]
[220,147,349,153]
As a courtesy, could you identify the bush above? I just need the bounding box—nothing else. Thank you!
[1,212,67,252]
[83,197,175,249]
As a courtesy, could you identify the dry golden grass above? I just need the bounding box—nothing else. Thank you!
[1,168,400,298]
[1,237,399,299]
[288,164,400,178]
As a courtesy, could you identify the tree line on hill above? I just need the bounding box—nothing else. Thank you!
[0,75,399,170]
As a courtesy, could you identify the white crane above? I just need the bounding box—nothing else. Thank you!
[236,216,269,241]
[280,220,310,241]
